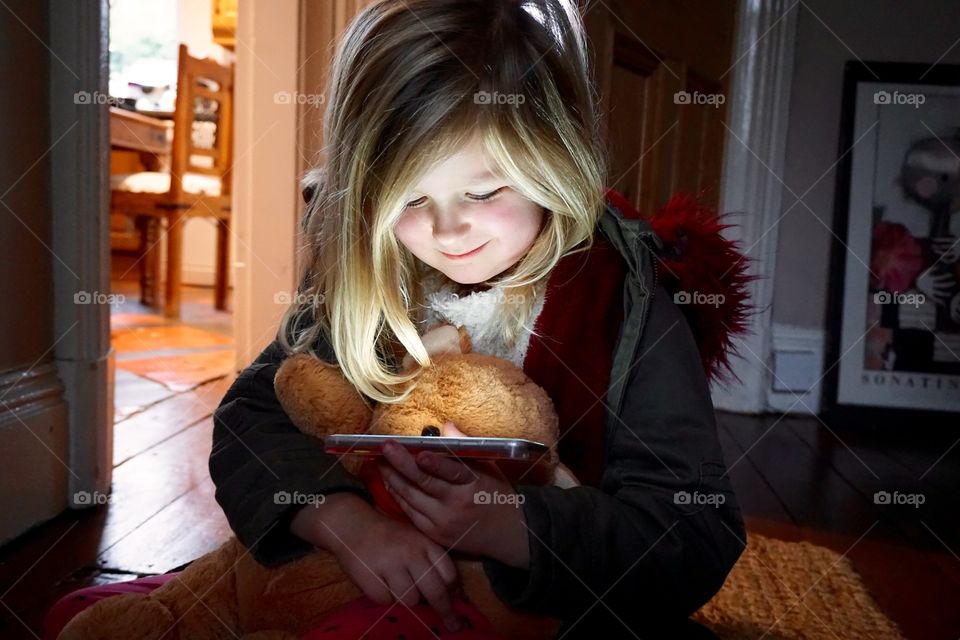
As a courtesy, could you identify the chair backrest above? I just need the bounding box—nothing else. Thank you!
[170,43,234,201]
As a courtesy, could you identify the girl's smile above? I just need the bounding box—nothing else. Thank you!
[440,240,490,259]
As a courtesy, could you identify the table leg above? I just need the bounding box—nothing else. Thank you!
[164,210,184,319]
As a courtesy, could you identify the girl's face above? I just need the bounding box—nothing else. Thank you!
[393,135,544,285]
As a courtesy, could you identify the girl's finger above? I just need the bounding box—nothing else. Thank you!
[416,452,476,484]
[380,463,443,516]
[441,421,468,437]
[391,486,436,534]
[382,441,446,497]
[426,544,460,588]
[386,567,420,608]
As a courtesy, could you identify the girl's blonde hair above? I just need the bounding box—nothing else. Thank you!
[279,0,609,404]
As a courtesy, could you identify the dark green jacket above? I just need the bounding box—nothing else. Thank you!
[209,200,745,637]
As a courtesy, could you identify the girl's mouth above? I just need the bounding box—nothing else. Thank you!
[441,240,489,260]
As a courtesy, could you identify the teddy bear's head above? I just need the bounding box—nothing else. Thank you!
[275,323,560,486]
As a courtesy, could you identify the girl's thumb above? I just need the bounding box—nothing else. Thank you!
[442,421,467,437]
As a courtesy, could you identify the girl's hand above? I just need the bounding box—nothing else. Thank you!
[377,422,530,568]
[290,492,461,631]
[313,495,466,632]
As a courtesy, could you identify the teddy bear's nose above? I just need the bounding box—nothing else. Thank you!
[421,425,441,437]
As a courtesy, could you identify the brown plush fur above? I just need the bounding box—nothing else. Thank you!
[59,324,577,639]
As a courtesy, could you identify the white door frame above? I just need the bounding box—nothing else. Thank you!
[709,0,799,414]
[50,0,114,506]
[232,0,301,367]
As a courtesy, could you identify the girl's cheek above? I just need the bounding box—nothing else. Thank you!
[482,200,530,231]
[483,198,544,241]
[394,210,426,246]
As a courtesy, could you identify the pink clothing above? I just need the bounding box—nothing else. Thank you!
[43,572,505,639]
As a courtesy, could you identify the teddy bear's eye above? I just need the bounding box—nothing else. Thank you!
[421,425,441,437]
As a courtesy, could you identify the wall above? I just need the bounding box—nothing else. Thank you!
[773,0,960,329]
[0,0,70,544]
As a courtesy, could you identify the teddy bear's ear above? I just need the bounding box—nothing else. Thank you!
[275,353,372,440]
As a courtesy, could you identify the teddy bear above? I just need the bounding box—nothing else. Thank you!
[59,323,579,640]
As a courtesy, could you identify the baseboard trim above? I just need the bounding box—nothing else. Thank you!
[767,323,825,415]
[0,362,69,545]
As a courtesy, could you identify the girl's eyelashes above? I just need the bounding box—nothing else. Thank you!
[404,187,504,209]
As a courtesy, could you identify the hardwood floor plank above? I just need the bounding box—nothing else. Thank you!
[719,412,890,540]
[784,418,960,589]
[97,420,222,561]
[111,324,233,354]
[95,474,231,574]
[716,413,795,525]
[117,349,235,392]
[114,368,176,421]
[113,375,234,466]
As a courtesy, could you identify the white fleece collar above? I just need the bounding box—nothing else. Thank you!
[417,270,547,368]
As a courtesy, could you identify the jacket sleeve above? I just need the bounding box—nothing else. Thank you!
[480,282,747,626]
[209,332,374,567]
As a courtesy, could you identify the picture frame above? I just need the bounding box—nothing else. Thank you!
[823,60,960,428]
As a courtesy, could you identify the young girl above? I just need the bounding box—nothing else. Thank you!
[45,1,744,638]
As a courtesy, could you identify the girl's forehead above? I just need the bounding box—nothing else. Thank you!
[412,140,504,192]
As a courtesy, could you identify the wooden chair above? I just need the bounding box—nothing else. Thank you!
[111,43,234,319]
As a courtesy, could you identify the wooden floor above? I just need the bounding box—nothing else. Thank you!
[0,281,958,639]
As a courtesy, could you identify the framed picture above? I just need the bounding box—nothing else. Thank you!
[824,61,960,427]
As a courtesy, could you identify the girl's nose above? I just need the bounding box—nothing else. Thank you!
[431,206,471,243]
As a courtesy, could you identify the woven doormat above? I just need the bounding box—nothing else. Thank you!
[692,533,904,639]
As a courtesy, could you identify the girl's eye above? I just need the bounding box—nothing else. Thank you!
[467,188,504,202]
[403,188,504,209]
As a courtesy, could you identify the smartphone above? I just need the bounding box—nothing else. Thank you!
[324,434,549,461]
